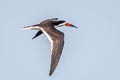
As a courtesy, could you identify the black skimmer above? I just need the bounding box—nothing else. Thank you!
[21,18,77,76]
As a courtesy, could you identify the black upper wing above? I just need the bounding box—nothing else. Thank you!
[41,27,64,76]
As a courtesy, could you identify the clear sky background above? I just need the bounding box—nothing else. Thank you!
[0,0,120,80]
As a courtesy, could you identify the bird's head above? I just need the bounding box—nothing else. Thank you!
[55,20,78,28]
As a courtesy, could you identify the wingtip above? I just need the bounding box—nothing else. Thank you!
[21,27,25,29]
[32,37,35,39]
[49,69,54,76]
[21,26,31,30]
[49,72,52,76]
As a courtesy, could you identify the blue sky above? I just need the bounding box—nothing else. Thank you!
[0,0,120,80]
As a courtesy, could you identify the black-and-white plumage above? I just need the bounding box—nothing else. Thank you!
[21,18,77,76]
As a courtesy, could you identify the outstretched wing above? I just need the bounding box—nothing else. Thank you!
[40,27,64,76]
[49,36,64,76]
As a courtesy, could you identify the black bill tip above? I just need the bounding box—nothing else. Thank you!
[70,24,78,28]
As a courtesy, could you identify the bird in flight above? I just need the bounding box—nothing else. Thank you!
[21,18,77,76]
